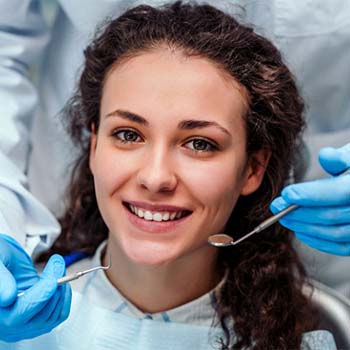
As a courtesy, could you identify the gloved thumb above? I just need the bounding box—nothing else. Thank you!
[41,254,66,280]
[319,143,350,175]
[0,259,17,307]
[19,255,66,305]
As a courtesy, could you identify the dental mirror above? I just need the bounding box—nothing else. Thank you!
[208,204,298,248]
[208,234,234,247]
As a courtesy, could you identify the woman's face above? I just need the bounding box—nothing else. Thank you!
[90,48,267,266]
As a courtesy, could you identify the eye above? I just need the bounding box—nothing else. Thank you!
[184,138,218,152]
[113,129,143,143]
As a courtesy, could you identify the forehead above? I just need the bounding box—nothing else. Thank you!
[100,48,248,129]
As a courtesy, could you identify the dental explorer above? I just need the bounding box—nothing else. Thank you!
[17,255,112,297]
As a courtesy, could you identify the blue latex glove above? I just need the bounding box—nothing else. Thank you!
[270,144,350,256]
[0,233,71,342]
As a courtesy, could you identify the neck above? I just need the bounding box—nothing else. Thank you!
[103,238,220,314]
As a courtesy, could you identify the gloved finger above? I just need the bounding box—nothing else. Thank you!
[271,200,350,225]
[0,260,17,307]
[319,143,350,175]
[39,284,69,324]
[11,289,63,342]
[279,218,350,243]
[28,284,62,324]
[281,174,350,206]
[41,254,66,280]
[33,255,69,325]
[45,283,72,325]
[0,233,38,290]
[270,196,290,214]
[5,278,55,327]
[45,285,67,323]
[60,283,72,322]
[2,288,69,342]
[30,284,72,338]
[12,255,65,323]
[295,232,350,256]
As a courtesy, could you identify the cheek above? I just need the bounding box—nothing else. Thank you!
[181,156,246,210]
[93,148,135,196]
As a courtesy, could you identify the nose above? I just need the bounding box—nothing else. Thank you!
[136,146,178,193]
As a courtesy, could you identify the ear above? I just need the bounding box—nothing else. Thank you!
[89,123,97,175]
[240,148,271,196]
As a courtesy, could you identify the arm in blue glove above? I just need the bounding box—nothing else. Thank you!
[0,233,71,342]
[270,143,350,256]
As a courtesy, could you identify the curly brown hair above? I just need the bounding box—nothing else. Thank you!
[42,2,317,349]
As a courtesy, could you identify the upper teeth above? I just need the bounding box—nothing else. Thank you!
[129,205,184,221]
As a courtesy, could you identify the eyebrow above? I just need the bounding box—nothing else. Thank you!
[177,119,231,136]
[105,109,149,126]
[105,109,231,136]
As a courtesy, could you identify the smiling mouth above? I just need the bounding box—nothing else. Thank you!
[123,202,192,222]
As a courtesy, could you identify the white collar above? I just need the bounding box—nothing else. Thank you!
[68,241,221,326]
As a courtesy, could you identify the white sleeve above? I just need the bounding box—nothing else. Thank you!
[0,0,60,256]
[271,0,350,180]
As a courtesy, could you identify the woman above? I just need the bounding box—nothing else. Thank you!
[1,2,335,349]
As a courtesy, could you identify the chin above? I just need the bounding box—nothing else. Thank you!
[123,241,181,266]
[131,255,173,266]
[129,252,178,266]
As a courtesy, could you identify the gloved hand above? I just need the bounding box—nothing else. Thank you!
[270,143,350,256]
[0,233,72,342]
